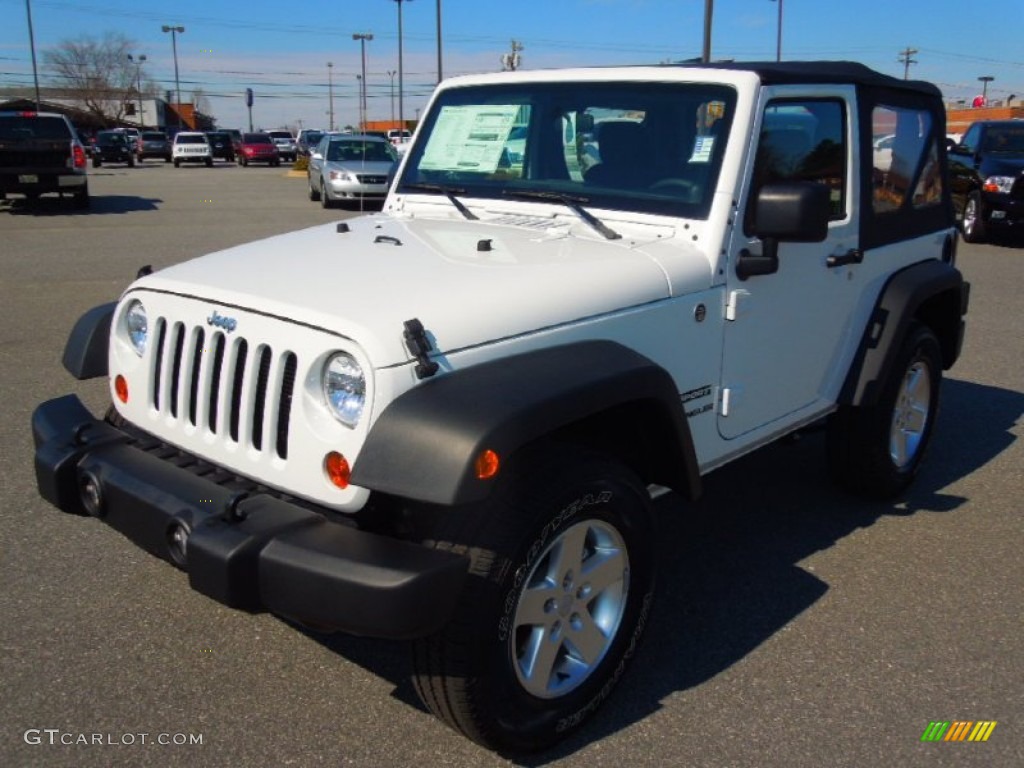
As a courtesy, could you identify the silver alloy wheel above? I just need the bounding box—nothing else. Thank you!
[963,197,977,237]
[511,519,629,699]
[890,359,931,468]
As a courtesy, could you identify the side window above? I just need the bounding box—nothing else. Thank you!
[960,124,981,154]
[871,105,943,213]
[749,99,847,228]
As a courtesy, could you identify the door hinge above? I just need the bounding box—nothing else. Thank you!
[726,289,752,321]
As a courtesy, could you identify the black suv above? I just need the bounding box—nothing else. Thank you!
[949,120,1024,242]
[206,131,236,162]
[92,130,135,168]
[0,111,89,208]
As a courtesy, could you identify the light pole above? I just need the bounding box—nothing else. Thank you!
[25,0,42,111]
[353,33,373,131]
[978,76,994,106]
[702,0,713,63]
[327,62,335,131]
[436,0,443,83]
[392,0,411,132]
[161,25,185,129]
[387,70,396,124]
[127,53,147,128]
[769,0,782,61]
[356,75,363,130]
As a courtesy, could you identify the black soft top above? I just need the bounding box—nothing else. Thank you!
[685,61,942,99]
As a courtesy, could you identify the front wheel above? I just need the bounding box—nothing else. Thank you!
[961,191,987,243]
[827,322,942,498]
[412,450,656,752]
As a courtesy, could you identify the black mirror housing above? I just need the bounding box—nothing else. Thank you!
[753,181,830,243]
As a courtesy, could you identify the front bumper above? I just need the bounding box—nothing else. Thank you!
[32,395,468,639]
[982,192,1024,229]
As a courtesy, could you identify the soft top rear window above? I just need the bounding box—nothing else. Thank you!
[176,134,207,144]
[142,132,166,140]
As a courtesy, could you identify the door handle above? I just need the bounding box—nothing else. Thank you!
[826,249,863,268]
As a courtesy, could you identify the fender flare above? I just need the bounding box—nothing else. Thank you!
[350,340,701,506]
[839,260,968,407]
[62,302,116,380]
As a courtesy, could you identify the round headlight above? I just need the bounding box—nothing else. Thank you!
[322,352,366,428]
[125,299,148,356]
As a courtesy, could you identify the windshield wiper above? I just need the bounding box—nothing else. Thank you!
[501,190,621,240]
[401,182,478,220]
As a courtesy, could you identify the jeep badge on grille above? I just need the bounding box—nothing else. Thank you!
[207,310,238,333]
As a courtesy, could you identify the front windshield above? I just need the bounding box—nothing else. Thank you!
[398,81,736,218]
[326,140,397,163]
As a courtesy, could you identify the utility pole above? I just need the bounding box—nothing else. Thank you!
[353,33,373,130]
[897,46,918,80]
[25,0,42,111]
[387,70,396,124]
[161,25,185,128]
[327,62,334,131]
[501,40,523,71]
[436,0,443,83]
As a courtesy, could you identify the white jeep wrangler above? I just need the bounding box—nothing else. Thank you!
[33,62,968,752]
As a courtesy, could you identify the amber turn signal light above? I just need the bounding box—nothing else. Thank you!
[324,451,351,489]
[114,375,129,403]
[475,449,500,480]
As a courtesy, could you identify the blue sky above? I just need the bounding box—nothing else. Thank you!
[2,0,1022,130]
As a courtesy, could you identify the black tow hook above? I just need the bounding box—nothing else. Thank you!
[223,492,250,522]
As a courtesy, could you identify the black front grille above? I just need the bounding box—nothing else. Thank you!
[357,174,387,184]
[150,318,295,460]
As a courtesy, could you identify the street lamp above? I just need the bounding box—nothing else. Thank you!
[386,70,396,123]
[327,62,335,131]
[353,33,373,131]
[127,53,147,128]
[161,25,185,129]
[392,0,412,133]
[769,0,783,61]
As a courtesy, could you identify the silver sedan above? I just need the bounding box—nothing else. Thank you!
[307,135,398,209]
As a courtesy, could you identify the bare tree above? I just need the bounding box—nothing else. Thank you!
[191,88,212,115]
[44,32,137,123]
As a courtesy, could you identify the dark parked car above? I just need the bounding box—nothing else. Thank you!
[0,110,89,208]
[92,130,135,167]
[206,131,236,162]
[237,133,280,166]
[948,120,1024,242]
[137,131,171,162]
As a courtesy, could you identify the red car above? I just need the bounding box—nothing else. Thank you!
[237,133,280,166]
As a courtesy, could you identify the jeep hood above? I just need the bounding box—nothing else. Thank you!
[133,215,707,367]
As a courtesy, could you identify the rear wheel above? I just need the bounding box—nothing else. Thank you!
[173,158,180,167]
[961,191,987,243]
[827,322,942,498]
[205,158,213,167]
[411,449,656,752]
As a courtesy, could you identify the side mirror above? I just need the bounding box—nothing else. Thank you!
[737,182,830,280]
[311,151,322,160]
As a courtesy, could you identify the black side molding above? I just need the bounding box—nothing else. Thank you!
[62,302,116,380]
[840,260,968,406]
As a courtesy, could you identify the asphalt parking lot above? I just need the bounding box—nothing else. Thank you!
[1,163,1022,768]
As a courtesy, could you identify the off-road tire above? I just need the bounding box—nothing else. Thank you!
[411,449,656,752]
[827,322,942,498]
